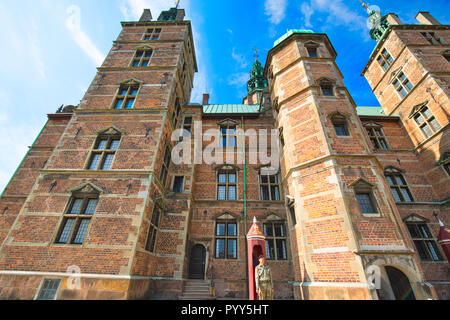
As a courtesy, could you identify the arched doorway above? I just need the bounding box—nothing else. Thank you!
[384,266,416,300]
[189,244,206,279]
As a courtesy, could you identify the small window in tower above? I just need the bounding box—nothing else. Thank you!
[377,48,394,71]
[88,134,121,171]
[392,72,413,98]
[356,192,377,214]
[143,28,161,41]
[307,47,318,58]
[331,114,350,136]
[131,49,153,67]
[320,80,334,96]
[413,105,441,139]
[113,85,139,109]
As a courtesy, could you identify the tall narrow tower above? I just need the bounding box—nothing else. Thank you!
[0,6,197,299]
[265,29,433,300]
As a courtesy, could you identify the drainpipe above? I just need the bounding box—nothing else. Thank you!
[242,116,249,298]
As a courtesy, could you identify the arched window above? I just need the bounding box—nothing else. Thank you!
[214,214,238,259]
[87,127,122,171]
[217,166,237,200]
[320,79,334,96]
[262,215,287,260]
[331,113,350,136]
[55,183,100,245]
[384,167,414,203]
[364,123,389,150]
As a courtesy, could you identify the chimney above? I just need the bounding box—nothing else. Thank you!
[139,9,152,22]
[202,94,210,105]
[176,9,186,21]
[385,13,402,26]
[415,12,441,25]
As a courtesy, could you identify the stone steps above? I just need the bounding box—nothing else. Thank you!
[179,280,216,300]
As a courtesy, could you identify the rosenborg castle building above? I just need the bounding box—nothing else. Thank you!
[0,5,448,300]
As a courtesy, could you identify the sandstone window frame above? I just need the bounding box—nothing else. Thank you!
[304,40,320,58]
[410,103,441,139]
[112,79,142,110]
[263,220,288,261]
[364,122,389,150]
[172,176,184,193]
[35,279,61,300]
[384,167,414,203]
[214,215,238,260]
[350,179,380,217]
[331,113,350,137]
[218,119,238,148]
[403,214,445,262]
[319,79,335,97]
[377,48,394,72]
[130,48,153,67]
[87,128,122,171]
[142,28,161,41]
[54,186,100,246]
[145,203,163,253]
[259,168,281,201]
[216,165,238,201]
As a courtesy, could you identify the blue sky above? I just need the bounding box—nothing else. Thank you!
[0,0,449,193]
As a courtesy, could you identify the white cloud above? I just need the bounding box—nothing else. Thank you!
[264,0,287,25]
[232,48,249,69]
[228,72,249,87]
[301,0,367,31]
[66,5,105,67]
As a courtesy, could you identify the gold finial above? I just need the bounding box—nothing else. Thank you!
[358,0,369,10]
[254,46,260,61]
[176,0,181,9]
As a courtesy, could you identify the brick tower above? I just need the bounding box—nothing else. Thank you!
[0,6,197,299]
[362,8,450,299]
[264,29,435,300]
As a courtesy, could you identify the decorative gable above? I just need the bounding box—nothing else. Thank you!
[70,182,103,194]
[403,213,429,223]
[408,101,428,119]
[349,178,375,189]
[119,78,143,86]
[96,126,124,136]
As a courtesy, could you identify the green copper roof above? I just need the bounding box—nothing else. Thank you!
[247,59,268,94]
[273,29,315,48]
[356,106,393,117]
[158,7,178,21]
[203,104,260,114]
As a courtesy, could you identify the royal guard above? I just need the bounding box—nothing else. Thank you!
[255,255,274,300]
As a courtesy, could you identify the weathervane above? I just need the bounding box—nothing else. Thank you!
[253,46,260,61]
[176,0,181,9]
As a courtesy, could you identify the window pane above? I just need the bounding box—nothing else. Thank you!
[275,224,285,237]
[271,186,280,201]
[407,224,421,239]
[173,176,184,193]
[72,219,90,244]
[184,117,193,125]
[58,218,75,243]
[429,118,441,132]
[218,186,226,200]
[70,199,83,214]
[216,239,225,259]
[228,173,236,184]
[227,223,237,236]
[419,224,432,239]
[405,80,413,91]
[356,193,376,213]
[149,229,157,252]
[141,60,149,67]
[401,188,412,202]
[395,175,406,186]
[307,47,317,57]
[386,176,395,186]
[132,60,140,67]
[114,99,124,109]
[37,280,61,300]
[426,241,443,261]
[391,188,402,202]
[322,86,333,96]
[97,139,108,150]
[228,186,236,200]
[125,98,135,109]
[263,224,274,237]
[218,174,226,183]
[265,239,275,260]
[136,51,143,58]
[84,199,98,215]
[119,89,128,96]
[261,175,268,184]
[421,124,433,138]
[261,186,270,201]
[227,239,237,259]
[380,139,388,150]
[335,124,348,136]
[151,208,161,227]
[414,114,425,125]
[216,223,226,236]
[276,239,287,260]
[145,226,154,251]
[109,140,120,150]
[414,240,430,260]
[130,88,139,96]
[89,154,101,170]
[101,154,114,170]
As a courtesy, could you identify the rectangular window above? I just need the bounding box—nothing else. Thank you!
[386,173,413,203]
[145,205,162,253]
[131,50,152,67]
[392,72,413,98]
[413,106,441,139]
[217,170,237,200]
[88,136,121,171]
[334,123,349,136]
[160,145,172,187]
[356,192,377,214]
[321,83,334,96]
[173,176,184,193]
[263,223,287,260]
[215,221,237,259]
[406,222,444,261]
[220,125,237,148]
[377,48,394,71]
[56,196,98,245]
[114,85,139,109]
[260,173,280,201]
[143,28,161,40]
[307,47,317,58]
[36,279,61,300]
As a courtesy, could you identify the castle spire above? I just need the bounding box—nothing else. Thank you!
[247,49,268,95]
[358,1,390,42]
